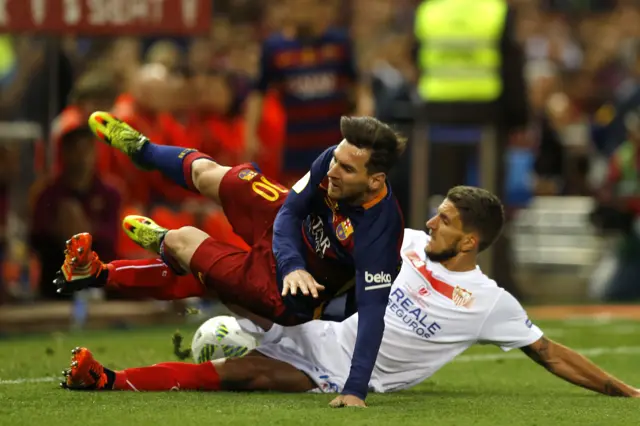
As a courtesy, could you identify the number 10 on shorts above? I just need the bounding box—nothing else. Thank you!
[252,176,288,202]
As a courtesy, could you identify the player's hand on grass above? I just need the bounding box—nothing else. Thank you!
[282,269,325,298]
[329,394,367,408]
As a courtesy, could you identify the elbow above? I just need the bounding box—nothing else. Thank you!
[537,339,569,374]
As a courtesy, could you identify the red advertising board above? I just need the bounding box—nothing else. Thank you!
[0,0,211,35]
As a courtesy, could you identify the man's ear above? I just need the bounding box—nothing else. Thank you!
[459,233,478,253]
[368,172,386,191]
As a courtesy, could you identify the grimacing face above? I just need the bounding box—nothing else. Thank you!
[424,199,471,263]
[325,140,373,202]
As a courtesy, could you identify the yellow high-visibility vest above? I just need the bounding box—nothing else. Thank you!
[415,0,506,102]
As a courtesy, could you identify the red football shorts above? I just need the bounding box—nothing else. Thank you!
[188,163,296,324]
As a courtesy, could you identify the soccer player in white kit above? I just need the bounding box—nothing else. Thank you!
[61,186,639,405]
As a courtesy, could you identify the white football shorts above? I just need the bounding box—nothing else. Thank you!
[254,321,352,393]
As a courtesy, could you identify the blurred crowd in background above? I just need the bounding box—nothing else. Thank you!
[1,0,640,305]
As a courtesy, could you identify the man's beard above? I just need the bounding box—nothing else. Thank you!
[425,246,459,263]
[329,184,370,205]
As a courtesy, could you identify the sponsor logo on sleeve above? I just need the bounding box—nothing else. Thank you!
[364,271,393,290]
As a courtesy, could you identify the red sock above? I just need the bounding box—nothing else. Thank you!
[113,362,221,391]
[182,152,215,191]
[106,258,206,300]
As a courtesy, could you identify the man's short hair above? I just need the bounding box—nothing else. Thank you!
[446,186,505,252]
[339,116,407,175]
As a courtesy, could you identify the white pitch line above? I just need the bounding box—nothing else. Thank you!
[455,345,640,363]
[0,377,57,385]
[2,346,640,386]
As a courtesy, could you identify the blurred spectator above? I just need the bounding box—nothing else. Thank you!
[145,40,184,71]
[365,30,416,215]
[189,70,285,179]
[597,43,640,156]
[0,145,19,239]
[49,69,118,175]
[191,71,246,165]
[110,64,205,257]
[106,37,143,93]
[602,109,640,215]
[592,107,640,301]
[162,67,196,134]
[526,61,566,194]
[0,144,20,303]
[368,31,416,121]
[17,41,74,131]
[244,0,373,184]
[188,38,214,76]
[113,64,194,206]
[29,123,121,300]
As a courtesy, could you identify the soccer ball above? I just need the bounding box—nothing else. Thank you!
[191,315,258,364]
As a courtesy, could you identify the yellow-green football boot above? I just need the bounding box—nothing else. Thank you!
[122,215,168,254]
[88,111,150,169]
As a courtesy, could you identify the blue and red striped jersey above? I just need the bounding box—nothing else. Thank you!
[256,29,357,172]
[272,146,405,400]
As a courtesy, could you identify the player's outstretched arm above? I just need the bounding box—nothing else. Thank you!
[333,212,403,407]
[521,337,640,397]
[273,147,334,297]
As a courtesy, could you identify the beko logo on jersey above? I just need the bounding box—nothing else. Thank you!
[364,271,392,291]
[365,271,392,284]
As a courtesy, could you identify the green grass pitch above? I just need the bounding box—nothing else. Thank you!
[1,318,640,426]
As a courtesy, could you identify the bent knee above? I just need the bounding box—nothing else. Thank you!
[164,226,210,254]
[191,160,231,201]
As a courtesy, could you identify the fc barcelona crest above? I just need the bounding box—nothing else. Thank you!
[238,169,258,181]
[335,218,353,241]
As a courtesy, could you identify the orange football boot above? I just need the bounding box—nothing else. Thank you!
[60,233,107,283]
[55,233,109,294]
[61,347,110,390]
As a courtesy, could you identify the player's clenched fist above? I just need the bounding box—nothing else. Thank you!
[282,269,325,298]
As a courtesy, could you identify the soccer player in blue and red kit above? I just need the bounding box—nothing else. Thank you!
[56,112,404,407]
[245,0,373,185]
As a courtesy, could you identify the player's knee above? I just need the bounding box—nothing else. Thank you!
[191,160,230,201]
[164,226,209,256]
[219,357,273,390]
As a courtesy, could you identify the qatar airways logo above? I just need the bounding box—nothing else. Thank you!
[309,215,331,258]
[288,72,337,99]
[388,288,441,339]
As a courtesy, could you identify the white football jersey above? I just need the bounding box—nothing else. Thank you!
[333,229,543,392]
